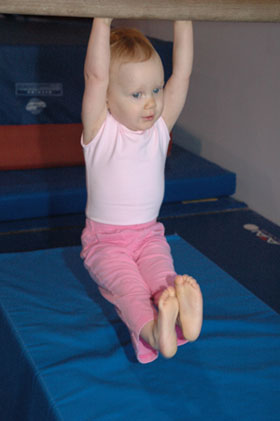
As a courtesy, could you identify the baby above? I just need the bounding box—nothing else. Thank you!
[81,18,203,363]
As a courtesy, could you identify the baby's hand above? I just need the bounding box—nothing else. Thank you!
[100,18,113,26]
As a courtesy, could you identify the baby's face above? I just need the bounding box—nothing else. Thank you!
[107,54,164,131]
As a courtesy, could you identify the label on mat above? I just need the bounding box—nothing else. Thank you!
[15,83,63,97]
[243,224,280,245]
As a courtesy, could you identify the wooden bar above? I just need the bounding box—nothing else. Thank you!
[0,0,280,22]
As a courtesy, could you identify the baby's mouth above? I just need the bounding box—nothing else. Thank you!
[143,115,154,121]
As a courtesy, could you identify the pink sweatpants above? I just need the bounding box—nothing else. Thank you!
[81,218,187,363]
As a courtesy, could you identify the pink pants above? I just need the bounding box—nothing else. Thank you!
[81,218,187,363]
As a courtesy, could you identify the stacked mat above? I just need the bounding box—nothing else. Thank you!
[0,17,237,223]
[0,17,172,171]
[0,144,236,222]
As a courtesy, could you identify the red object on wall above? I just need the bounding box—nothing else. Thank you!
[0,124,173,170]
[0,123,84,170]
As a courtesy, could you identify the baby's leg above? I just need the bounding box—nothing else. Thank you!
[140,286,179,359]
[136,222,188,351]
[137,222,202,344]
[81,222,161,363]
[175,275,203,341]
[137,222,177,304]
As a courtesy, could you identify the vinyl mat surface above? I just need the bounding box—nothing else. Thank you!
[0,235,279,421]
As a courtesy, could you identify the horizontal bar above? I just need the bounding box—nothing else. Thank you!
[0,0,280,22]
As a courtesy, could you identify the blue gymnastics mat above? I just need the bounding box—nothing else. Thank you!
[0,144,236,222]
[0,235,279,420]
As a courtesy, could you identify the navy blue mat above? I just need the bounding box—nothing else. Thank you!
[0,144,236,222]
[164,209,280,314]
[0,235,279,420]
[0,197,247,253]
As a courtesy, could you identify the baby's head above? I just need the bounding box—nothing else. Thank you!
[110,27,155,68]
[107,28,165,131]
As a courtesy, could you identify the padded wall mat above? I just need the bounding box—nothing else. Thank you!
[0,235,279,420]
[0,18,172,127]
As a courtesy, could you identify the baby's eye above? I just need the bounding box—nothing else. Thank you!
[153,88,160,94]
[132,92,142,99]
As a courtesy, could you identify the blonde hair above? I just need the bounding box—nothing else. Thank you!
[110,27,156,65]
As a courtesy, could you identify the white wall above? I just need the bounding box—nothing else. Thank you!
[115,20,280,226]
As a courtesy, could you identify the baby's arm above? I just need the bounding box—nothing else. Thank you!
[162,21,193,132]
[82,18,112,145]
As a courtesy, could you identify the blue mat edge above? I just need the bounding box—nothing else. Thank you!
[0,145,236,221]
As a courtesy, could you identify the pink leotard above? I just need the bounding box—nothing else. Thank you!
[82,112,170,225]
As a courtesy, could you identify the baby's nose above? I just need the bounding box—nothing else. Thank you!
[145,95,156,109]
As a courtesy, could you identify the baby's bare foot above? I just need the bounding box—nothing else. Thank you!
[175,275,203,341]
[156,286,179,358]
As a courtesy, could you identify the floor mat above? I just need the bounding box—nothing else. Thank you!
[0,235,279,420]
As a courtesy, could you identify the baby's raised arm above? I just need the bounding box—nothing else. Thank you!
[162,21,193,132]
[82,18,112,145]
